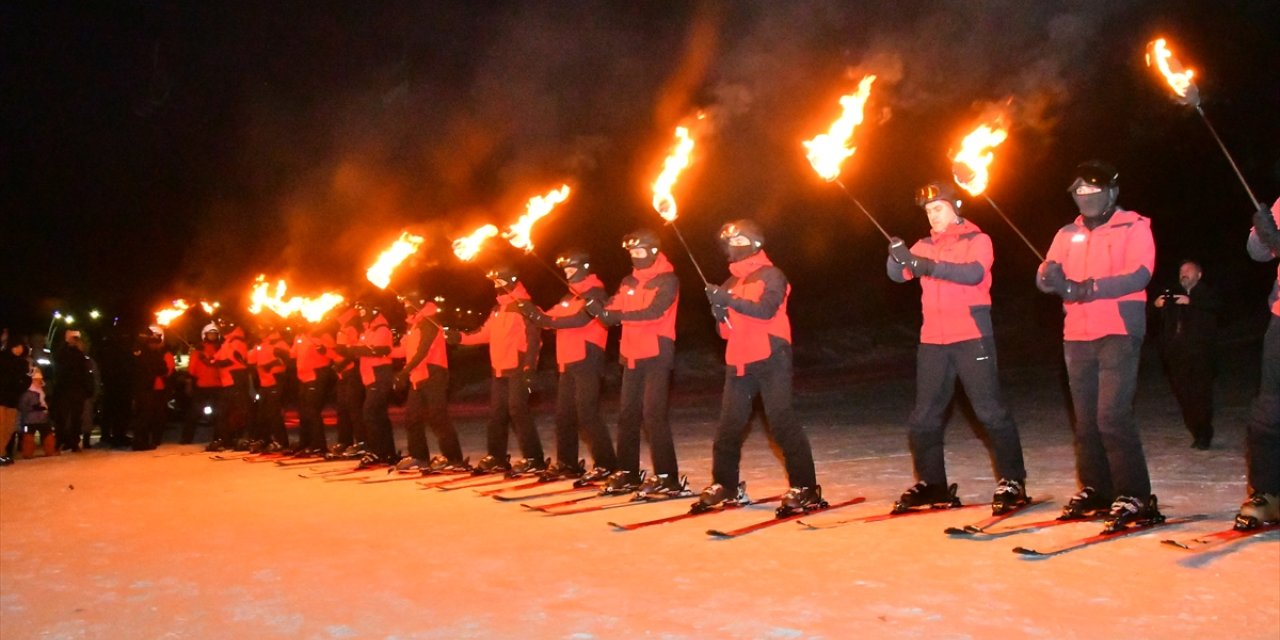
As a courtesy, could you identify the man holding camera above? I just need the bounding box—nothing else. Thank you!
[1154,260,1220,450]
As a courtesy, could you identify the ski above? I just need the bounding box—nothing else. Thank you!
[1161,522,1280,552]
[208,453,254,461]
[543,492,695,516]
[275,457,348,467]
[492,484,598,502]
[608,495,785,531]
[435,474,532,492]
[944,496,1053,536]
[242,453,293,463]
[798,502,983,529]
[966,514,1106,538]
[361,470,468,485]
[474,478,550,496]
[1013,515,1206,558]
[298,464,363,479]
[418,471,509,490]
[322,465,391,482]
[708,496,867,538]
[520,491,612,511]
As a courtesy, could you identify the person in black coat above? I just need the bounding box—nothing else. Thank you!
[1154,259,1221,449]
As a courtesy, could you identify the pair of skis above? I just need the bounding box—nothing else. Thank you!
[1160,522,1280,553]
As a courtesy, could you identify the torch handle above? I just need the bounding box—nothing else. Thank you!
[984,196,1046,263]
[528,250,581,298]
[833,179,894,242]
[666,221,711,286]
[1195,107,1261,210]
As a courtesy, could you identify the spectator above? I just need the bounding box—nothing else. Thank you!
[1154,259,1221,449]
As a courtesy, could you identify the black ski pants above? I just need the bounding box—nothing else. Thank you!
[711,345,817,489]
[404,366,462,462]
[335,370,364,448]
[907,337,1025,487]
[485,372,544,461]
[1161,340,1215,444]
[363,365,395,459]
[224,372,252,443]
[255,385,287,447]
[182,386,220,444]
[1246,313,1280,495]
[615,357,678,478]
[132,388,167,449]
[298,371,331,451]
[1064,335,1150,499]
[554,348,616,470]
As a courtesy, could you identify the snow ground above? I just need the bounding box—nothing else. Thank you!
[2,360,1278,640]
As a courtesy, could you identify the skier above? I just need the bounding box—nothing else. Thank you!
[586,229,685,498]
[329,308,365,458]
[249,325,291,452]
[1238,197,1280,529]
[696,220,824,516]
[445,266,546,476]
[341,304,397,468]
[293,322,335,457]
[131,327,174,450]
[52,330,92,451]
[191,324,225,449]
[1036,161,1159,530]
[394,300,467,473]
[211,323,252,449]
[886,182,1029,515]
[517,249,617,483]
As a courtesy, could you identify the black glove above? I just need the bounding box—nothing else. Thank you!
[582,298,602,318]
[1254,203,1280,248]
[444,330,462,345]
[704,284,732,306]
[515,300,540,320]
[1040,261,1067,294]
[1061,278,1095,303]
[596,308,617,324]
[909,255,937,277]
[710,304,729,324]
[888,237,914,265]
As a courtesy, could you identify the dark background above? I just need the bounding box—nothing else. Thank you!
[3,0,1278,355]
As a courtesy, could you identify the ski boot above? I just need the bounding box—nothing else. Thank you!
[394,456,431,473]
[357,452,397,470]
[507,456,549,477]
[600,470,645,496]
[472,454,512,475]
[1102,494,1163,533]
[691,481,750,514]
[1058,486,1110,521]
[573,466,614,487]
[777,486,828,518]
[991,478,1030,516]
[538,459,586,482]
[435,456,471,473]
[892,481,960,514]
[636,474,690,500]
[1234,492,1280,531]
[204,439,227,453]
[233,438,253,452]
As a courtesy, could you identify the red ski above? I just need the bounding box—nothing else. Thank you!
[360,471,468,485]
[1161,522,1280,552]
[493,484,598,502]
[798,502,983,529]
[944,496,1053,536]
[708,497,867,538]
[322,464,390,481]
[544,492,693,516]
[608,495,784,531]
[1013,515,1206,557]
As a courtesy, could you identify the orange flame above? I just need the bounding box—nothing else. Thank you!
[1145,38,1198,105]
[804,75,877,182]
[365,231,425,290]
[950,121,1009,196]
[651,120,700,222]
[504,184,571,252]
[199,300,221,315]
[248,276,345,323]
[452,224,499,262]
[154,299,191,327]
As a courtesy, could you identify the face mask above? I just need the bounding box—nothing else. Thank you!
[1070,180,1115,219]
[492,279,510,289]
[563,266,580,281]
[629,247,657,269]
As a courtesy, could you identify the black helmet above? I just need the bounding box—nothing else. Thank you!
[718,219,765,247]
[915,181,962,211]
[554,248,591,270]
[1070,160,1119,191]
[621,229,661,252]
[485,264,519,284]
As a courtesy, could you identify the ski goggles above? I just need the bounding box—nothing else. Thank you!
[1069,162,1118,193]
[914,184,954,207]
[718,224,753,247]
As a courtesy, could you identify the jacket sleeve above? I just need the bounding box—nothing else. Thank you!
[618,273,678,322]
[1191,283,1222,313]
[727,268,787,320]
[542,288,605,330]
[521,318,540,371]
[1091,219,1154,299]
[400,324,437,375]
[928,234,989,286]
[459,311,494,345]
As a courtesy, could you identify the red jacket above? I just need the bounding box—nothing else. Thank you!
[189,342,222,389]
[461,283,539,377]
[215,329,248,387]
[293,332,334,384]
[401,306,448,384]
[358,315,393,385]
[541,274,608,371]
[251,334,289,388]
[718,251,791,375]
[1038,209,1155,341]
[605,253,679,368]
[888,219,994,345]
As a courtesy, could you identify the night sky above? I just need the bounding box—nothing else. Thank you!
[3,0,1279,344]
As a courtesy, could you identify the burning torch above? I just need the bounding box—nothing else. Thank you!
[1145,37,1260,210]
[803,74,894,241]
[652,120,713,286]
[249,275,345,324]
[363,231,441,328]
[950,120,1045,262]
[502,184,578,291]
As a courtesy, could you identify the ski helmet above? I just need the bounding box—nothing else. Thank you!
[718,219,764,262]
[914,181,962,212]
[554,249,591,282]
